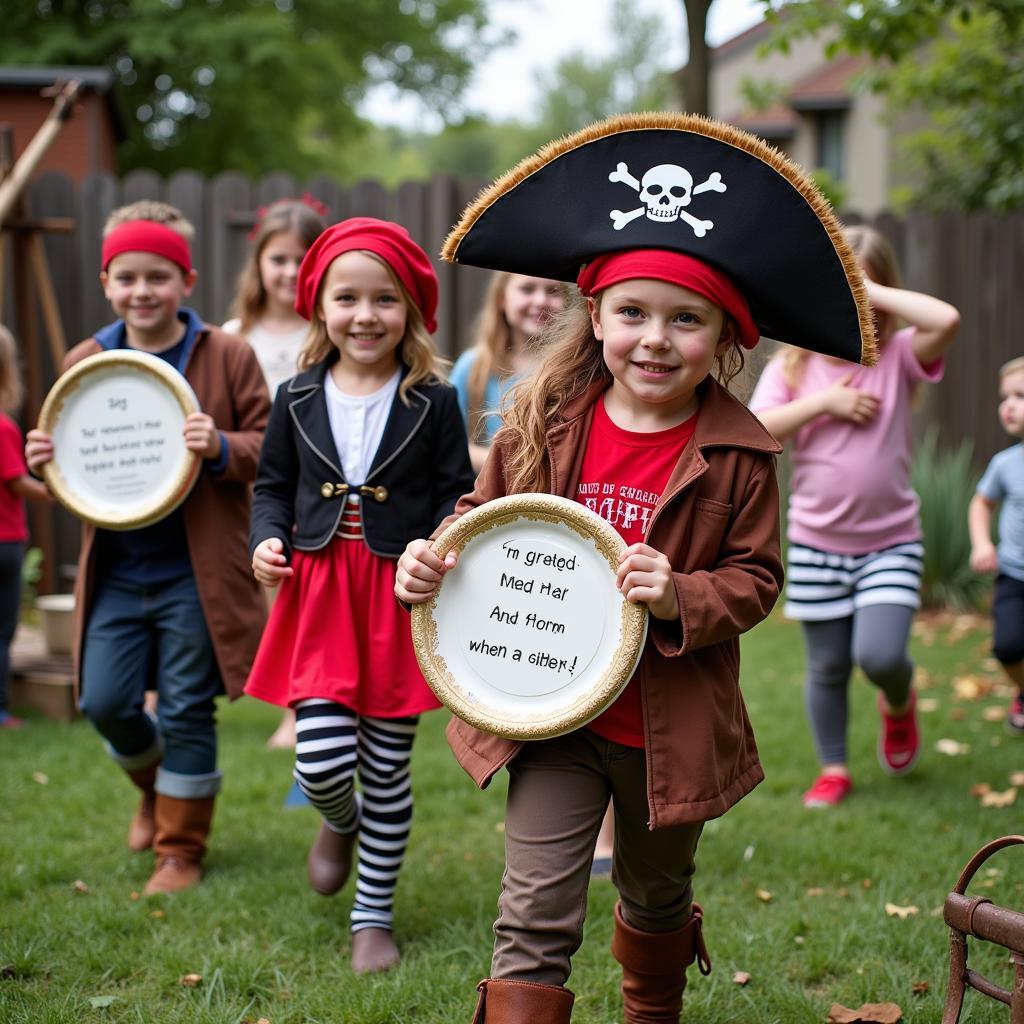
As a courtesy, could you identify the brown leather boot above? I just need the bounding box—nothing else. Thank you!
[143,794,215,895]
[307,821,356,896]
[351,927,400,975]
[125,762,159,852]
[470,978,574,1023]
[610,901,711,1023]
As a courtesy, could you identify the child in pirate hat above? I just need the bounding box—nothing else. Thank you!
[396,112,874,1023]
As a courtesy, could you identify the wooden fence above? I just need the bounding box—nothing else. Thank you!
[2,169,1023,587]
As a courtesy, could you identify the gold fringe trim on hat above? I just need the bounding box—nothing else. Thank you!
[441,111,877,366]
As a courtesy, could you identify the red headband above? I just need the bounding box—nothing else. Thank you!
[577,250,760,349]
[295,217,439,333]
[101,221,192,274]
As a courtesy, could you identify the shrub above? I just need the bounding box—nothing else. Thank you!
[912,425,988,609]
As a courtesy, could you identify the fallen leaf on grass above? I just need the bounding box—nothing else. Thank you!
[885,902,919,919]
[88,995,117,1008]
[32,771,49,785]
[733,971,751,985]
[806,887,825,897]
[149,909,165,919]
[828,1001,902,1023]
[954,675,993,701]
[72,880,89,894]
[743,844,755,862]
[755,888,773,902]
[179,973,202,987]
[971,782,992,797]
[912,981,930,995]
[983,706,1006,722]
[862,878,873,889]
[1,965,16,979]
[917,698,939,713]
[936,738,970,756]
[130,891,140,901]
[980,787,1017,808]
[949,708,967,722]
[1010,771,1024,786]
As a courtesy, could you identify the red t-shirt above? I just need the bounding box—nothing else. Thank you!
[575,395,697,747]
[0,414,28,542]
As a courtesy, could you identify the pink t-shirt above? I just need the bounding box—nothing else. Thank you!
[749,327,942,555]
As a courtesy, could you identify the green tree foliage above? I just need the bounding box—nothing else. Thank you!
[757,0,1024,211]
[0,0,491,177]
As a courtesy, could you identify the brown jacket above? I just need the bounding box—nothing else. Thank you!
[442,376,784,828]
[66,325,271,700]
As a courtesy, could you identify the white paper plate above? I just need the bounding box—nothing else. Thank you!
[412,493,649,740]
[38,350,201,530]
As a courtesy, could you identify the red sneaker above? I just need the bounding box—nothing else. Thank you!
[1008,695,1024,736]
[802,772,853,808]
[878,690,920,775]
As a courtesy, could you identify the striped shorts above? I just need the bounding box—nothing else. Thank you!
[784,541,924,621]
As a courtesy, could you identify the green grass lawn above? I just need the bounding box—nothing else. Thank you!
[2,612,1023,1023]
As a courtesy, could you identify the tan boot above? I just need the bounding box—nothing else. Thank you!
[143,794,215,895]
[470,978,574,1023]
[610,901,711,1023]
[307,820,356,895]
[351,927,400,974]
[125,762,159,852]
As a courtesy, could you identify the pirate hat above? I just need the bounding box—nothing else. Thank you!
[443,113,875,364]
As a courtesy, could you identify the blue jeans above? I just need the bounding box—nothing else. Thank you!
[0,541,23,714]
[79,574,222,797]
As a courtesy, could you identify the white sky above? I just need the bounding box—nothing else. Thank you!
[360,0,763,130]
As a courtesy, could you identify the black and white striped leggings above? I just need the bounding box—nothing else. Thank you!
[294,700,417,933]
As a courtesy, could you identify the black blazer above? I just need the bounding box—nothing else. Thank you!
[250,357,475,559]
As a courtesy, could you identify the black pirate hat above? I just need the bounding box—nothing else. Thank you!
[443,113,875,364]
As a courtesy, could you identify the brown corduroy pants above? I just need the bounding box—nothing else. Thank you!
[491,729,704,986]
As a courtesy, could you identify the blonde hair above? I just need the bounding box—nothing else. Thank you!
[777,222,900,388]
[499,290,744,493]
[103,200,195,242]
[229,199,326,334]
[296,251,446,404]
[464,272,571,443]
[0,325,24,414]
[999,356,1024,380]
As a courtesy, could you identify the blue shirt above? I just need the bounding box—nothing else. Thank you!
[449,349,520,444]
[977,444,1024,582]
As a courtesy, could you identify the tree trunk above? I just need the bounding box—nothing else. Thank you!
[677,0,714,115]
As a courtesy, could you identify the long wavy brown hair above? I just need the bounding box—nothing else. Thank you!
[297,251,447,404]
[464,272,571,442]
[0,325,23,414]
[229,199,326,334]
[499,290,744,493]
[779,223,900,388]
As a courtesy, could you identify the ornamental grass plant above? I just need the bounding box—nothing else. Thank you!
[2,613,1021,1023]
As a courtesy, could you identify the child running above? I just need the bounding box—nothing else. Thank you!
[750,224,960,807]
[25,200,270,892]
[450,273,568,472]
[969,356,1024,734]
[246,217,474,974]
[0,324,51,730]
[396,114,874,1022]
[223,196,326,751]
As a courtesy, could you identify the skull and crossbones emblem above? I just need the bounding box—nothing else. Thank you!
[608,162,726,236]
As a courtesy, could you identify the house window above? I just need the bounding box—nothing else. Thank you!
[816,112,845,181]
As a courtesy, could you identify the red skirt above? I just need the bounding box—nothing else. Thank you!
[244,538,440,718]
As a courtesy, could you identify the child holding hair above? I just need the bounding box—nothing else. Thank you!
[750,224,960,808]
[450,273,569,472]
[396,114,874,1022]
[969,356,1024,734]
[0,325,51,730]
[25,200,270,892]
[246,217,474,974]
[223,196,326,751]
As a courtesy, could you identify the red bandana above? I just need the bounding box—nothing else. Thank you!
[101,221,192,274]
[577,250,760,349]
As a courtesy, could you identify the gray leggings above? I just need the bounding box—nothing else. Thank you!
[802,604,915,765]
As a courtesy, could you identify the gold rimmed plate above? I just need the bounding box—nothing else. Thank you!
[38,350,201,530]
[411,493,649,740]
